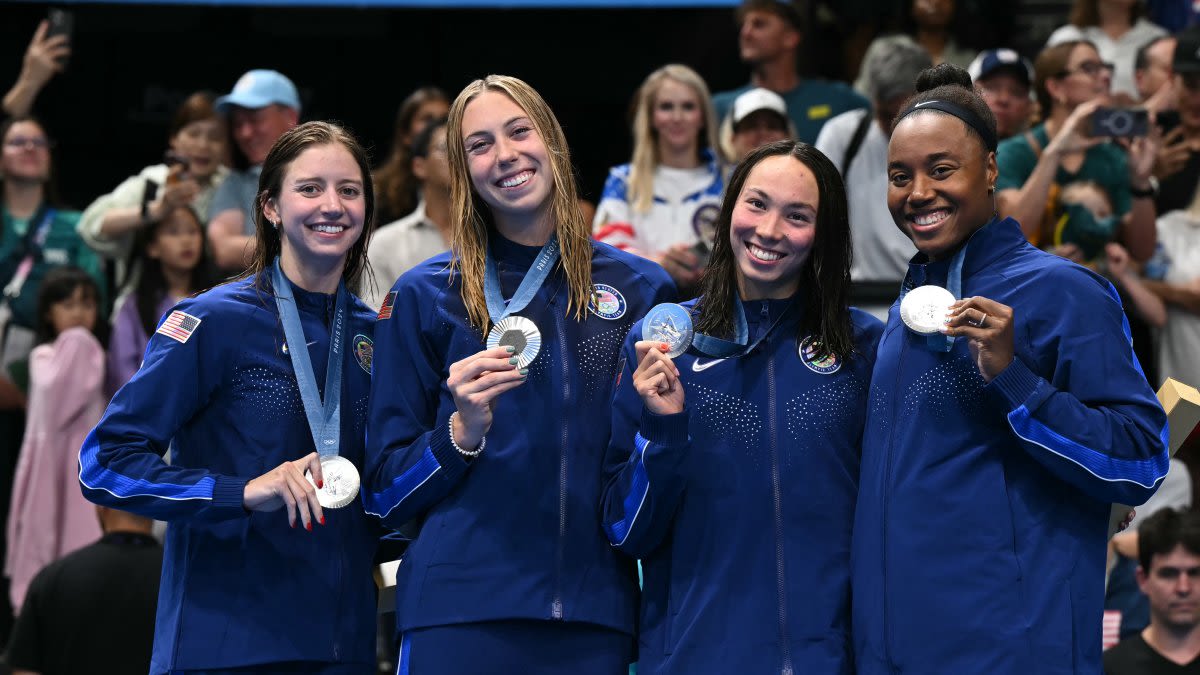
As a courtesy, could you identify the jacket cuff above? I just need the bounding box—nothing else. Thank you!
[988,355,1046,412]
[640,407,690,448]
[427,415,471,482]
[212,475,250,516]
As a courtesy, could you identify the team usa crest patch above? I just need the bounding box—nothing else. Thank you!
[353,334,373,374]
[156,310,201,344]
[378,291,397,320]
[588,284,627,320]
[799,335,841,375]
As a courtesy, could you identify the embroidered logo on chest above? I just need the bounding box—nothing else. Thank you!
[588,283,627,320]
[799,335,841,375]
[353,334,373,374]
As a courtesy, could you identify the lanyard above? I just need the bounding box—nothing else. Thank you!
[483,234,559,322]
[691,299,794,359]
[3,207,56,299]
[272,258,346,458]
[898,241,967,352]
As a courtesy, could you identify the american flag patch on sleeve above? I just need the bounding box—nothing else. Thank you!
[156,310,202,344]
[378,291,397,320]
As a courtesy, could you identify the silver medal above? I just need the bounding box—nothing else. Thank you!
[641,303,694,359]
[486,316,542,368]
[900,285,956,335]
[305,455,361,509]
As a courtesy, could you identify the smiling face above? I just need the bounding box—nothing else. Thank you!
[169,118,225,180]
[730,154,818,300]
[230,104,297,166]
[263,143,366,275]
[652,78,705,158]
[461,90,554,234]
[887,111,998,262]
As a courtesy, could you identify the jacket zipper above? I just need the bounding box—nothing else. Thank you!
[763,302,793,675]
[552,309,569,619]
[880,327,909,669]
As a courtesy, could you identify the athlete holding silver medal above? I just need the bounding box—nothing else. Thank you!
[78,122,381,673]
[603,140,883,674]
[362,76,674,674]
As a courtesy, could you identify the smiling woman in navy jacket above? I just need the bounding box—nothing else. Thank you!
[361,75,674,674]
[602,140,883,674]
[852,63,1170,675]
[78,121,381,673]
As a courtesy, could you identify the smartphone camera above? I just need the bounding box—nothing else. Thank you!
[1092,108,1149,138]
[164,152,190,184]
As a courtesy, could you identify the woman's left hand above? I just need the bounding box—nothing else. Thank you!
[942,296,1015,383]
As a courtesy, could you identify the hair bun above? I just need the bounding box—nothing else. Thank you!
[914,63,973,93]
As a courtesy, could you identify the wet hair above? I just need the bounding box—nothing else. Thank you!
[129,205,217,337]
[893,63,999,157]
[628,64,723,213]
[445,75,594,335]
[374,87,450,223]
[411,115,449,160]
[863,35,934,104]
[168,92,219,141]
[695,140,855,360]
[1034,40,1097,115]
[1138,508,1200,572]
[34,266,104,346]
[248,121,375,296]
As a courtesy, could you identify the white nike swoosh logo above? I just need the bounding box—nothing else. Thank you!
[691,357,727,372]
[914,101,934,107]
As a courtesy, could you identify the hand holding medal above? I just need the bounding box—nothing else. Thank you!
[632,304,693,416]
[447,345,528,452]
[243,451,326,530]
[940,295,1015,382]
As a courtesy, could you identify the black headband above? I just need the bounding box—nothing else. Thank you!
[896,99,998,152]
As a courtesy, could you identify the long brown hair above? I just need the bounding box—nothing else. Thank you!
[246,121,375,295]
[1034,40,1096,116]
[445,75,593,336]
[373,87,449,222]
[695,140,854,360]
[1068,0,1141,27]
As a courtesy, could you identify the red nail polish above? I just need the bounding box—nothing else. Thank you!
[317,480,324,489]
[660,342,669,351]
[290,520,295,529]
[305,521,312,532]
[319,516,325,526]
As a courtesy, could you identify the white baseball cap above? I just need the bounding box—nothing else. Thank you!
[731,88,788,126]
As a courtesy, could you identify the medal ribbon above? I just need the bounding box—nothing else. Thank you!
[692,300,794,359]
[272,258,346,458]
[898,241,968,352]
[484,234,560,323]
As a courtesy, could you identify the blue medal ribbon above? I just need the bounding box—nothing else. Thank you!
[484,234,560,322]
[691,299,794,359]
[898,239,968,352]
[272,258,346,458]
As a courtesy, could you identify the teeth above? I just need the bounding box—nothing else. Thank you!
[913,211,949,226]
[748,243,782,262]
[313,224,345,234]
[500,171,532,188]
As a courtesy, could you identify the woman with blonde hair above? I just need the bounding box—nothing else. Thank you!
[363,75,674,673]
[594,64,724,296]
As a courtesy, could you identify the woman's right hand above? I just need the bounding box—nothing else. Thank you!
[447,346,526,450]
[633,340,685,416]
[1046,99,1107,157]
[243,451,325,530]
[150,173,200,222]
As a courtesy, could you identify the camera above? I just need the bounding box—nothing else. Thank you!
[1091,107,1149,138]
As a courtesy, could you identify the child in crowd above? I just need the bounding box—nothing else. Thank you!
[1053,180,1119,264]
[107,205,214,397]
[5,266,105,612]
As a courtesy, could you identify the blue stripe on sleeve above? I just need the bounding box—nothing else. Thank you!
[605,433,650,546]
[1007,405,1169,489]
[363,447,442,519]
[77,430,216,502]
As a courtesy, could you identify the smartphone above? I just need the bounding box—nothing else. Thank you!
[45,9,73,68]
[163,151,190,184]
[1092,107,1149,138]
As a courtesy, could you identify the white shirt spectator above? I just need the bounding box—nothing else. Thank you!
[1047,19,1168,99]
[363,200,448,310]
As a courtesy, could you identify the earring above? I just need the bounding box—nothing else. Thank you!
[987,185,995,195]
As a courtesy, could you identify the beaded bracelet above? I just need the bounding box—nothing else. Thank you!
[449,412,485,458]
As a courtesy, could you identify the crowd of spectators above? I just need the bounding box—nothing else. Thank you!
[1,0,1199,671]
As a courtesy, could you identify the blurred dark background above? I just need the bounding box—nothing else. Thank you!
[0,0,1030,212]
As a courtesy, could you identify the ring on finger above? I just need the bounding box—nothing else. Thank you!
[978,313,988,328]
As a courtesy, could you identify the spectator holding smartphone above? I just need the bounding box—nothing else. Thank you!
[1,18,70,119]
[78,92,227,292]
[1153,26,1200,215]
[996,40,1159,263]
